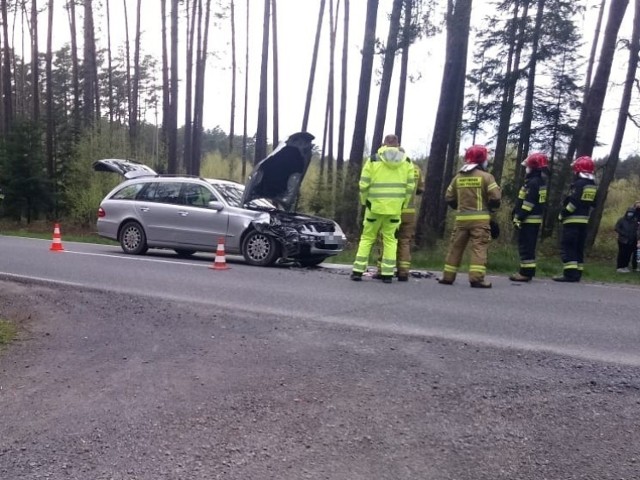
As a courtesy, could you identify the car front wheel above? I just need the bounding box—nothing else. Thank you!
[242,230,280,266]
[119,221,148,255]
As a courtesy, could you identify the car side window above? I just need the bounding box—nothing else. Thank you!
[137,182,158,201]
[181,183,214,207]
[111,183,145,200]
[143,182,182,204]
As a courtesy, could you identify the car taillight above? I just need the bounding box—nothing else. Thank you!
[98,207,105,218]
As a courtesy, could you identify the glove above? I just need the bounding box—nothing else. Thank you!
[512,217,522,230]
[489,220,500,239]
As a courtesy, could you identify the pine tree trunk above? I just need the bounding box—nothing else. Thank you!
[191,0,212,176]
[371,0,403,153]
[168,0,179,173]
[129,0,143,154]
[160,0,170,170]
[45,0,54,179]
[394,0,412,142]
[415,0,473,246]
[301,0,326,132]
[577,0,629,157]
[336,0,349,182]
[82,0,97,126]
[254,0,271,164]
[241,0,250,179]
[183,0,198,174]
[105,0,114,123]
[587,0,640,247]
[229,0,237,155]
[492,0,528,186]
[66,0,80,135]
[31,0,39,123]
[271,0,279,148]
[339,0,378,234]
[2,0,14,132]
[514,0,545,188]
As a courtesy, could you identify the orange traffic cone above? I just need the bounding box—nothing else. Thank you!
[210,237,230,270]
[50,223,65,252]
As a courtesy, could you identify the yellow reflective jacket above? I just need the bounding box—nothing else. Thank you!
[402,160,424,214]
[359,146,415,215]
[445,166,501,222]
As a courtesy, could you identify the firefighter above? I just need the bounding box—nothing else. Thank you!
[438,144,502,288]
[553,155,597,282]
[509,152,549,282]
[373,153,424,281]
[351,134,415,284]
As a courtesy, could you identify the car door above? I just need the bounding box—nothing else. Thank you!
[173,182,229,248]
[135,181,184,244]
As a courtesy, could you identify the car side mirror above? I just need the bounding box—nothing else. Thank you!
[208,200,225,211]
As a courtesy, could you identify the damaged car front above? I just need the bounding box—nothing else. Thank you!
[240,131,346,266]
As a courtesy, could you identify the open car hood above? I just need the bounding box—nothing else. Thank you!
[242,132,315,212]
[92,159,157,179]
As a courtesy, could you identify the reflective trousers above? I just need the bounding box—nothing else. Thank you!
[353,209,401,277]
[517,223,540,278]
[560,223,587,281]
[442,221,491,284]
[376,211,415,277]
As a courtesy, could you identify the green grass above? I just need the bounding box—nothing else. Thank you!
[0,320,17,346]
[0,220,117,245]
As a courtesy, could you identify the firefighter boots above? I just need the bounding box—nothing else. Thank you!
[509,273,531,282]
[470,281,492,288]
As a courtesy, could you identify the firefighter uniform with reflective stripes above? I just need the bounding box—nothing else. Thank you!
[441,166,501,285]
[352,146,415,279]
[558,176,597,281]
[376,160,424,279]
[513,171,547,278]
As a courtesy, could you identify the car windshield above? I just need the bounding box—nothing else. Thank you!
[209,181,275,209]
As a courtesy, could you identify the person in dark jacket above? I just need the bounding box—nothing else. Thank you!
[615,207,639,273]
[509,152,549,282]
[553,156,598,283]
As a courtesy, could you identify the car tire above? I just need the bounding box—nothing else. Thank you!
[174,249,196,258]
[241,230,280,266]
[119,221,148,255]
[297,256,329,267]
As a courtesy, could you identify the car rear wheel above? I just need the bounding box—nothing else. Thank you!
[242,230,280,266]
[119,221,148,255]
[174,249,196,258]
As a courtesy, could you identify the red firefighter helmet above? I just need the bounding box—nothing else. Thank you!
[464,145,488,164]
[572,156,595,174]
[522,152,549,170]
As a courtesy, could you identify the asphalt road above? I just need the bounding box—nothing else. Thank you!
[0,235,639,479]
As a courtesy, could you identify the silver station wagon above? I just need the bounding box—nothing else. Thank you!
[93,132,346,267]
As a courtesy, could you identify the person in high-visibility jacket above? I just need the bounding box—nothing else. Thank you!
[553,156,598,282]
[509,152,549,282]
[374,154,424,281]
[438,145,502,288]
[351,134,415,284]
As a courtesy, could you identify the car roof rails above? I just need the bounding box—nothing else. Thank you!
[154,174,202,179]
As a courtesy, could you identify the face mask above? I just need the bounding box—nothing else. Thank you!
[481,161,488,170]
[526,167,532,174]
